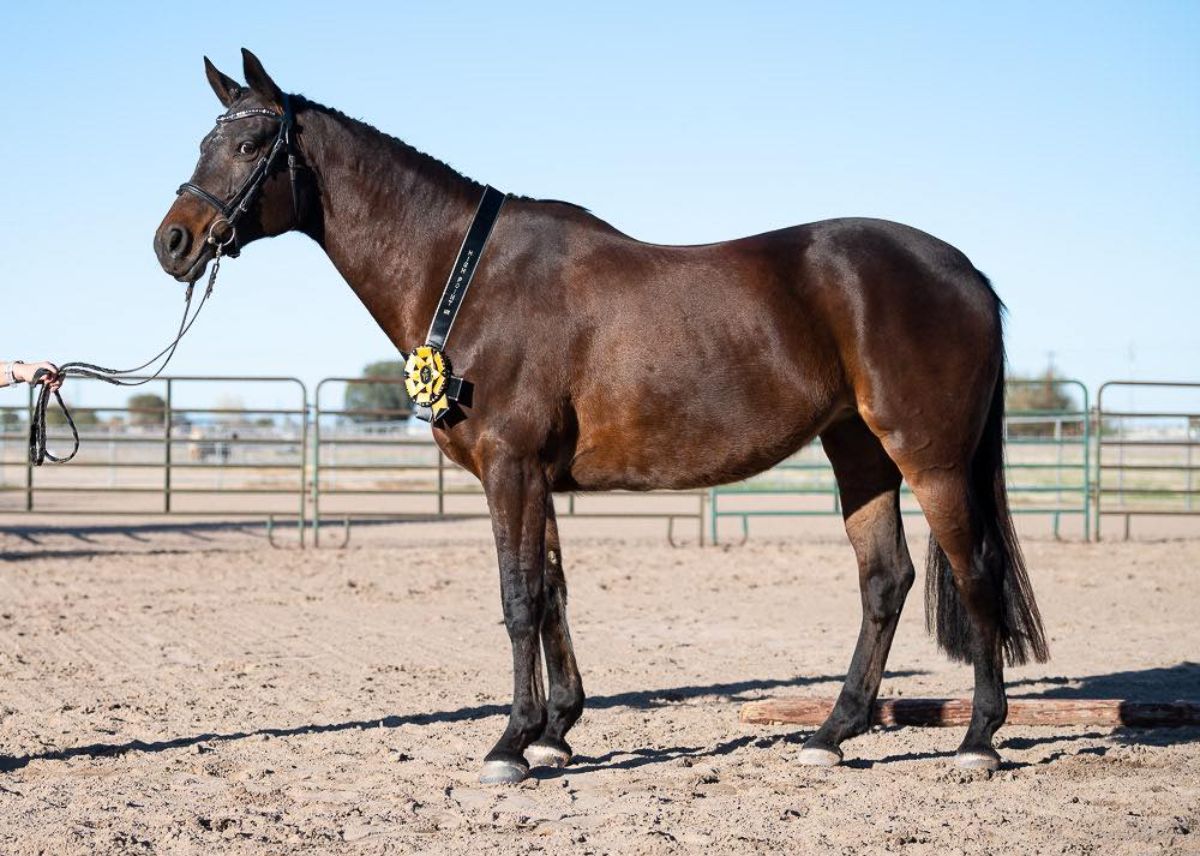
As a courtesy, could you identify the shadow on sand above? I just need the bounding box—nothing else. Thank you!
[1008,661,1200,750]
[3,665,1197,775]
[0,671,912,774]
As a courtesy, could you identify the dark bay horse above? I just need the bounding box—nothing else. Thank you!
[154,50,1048,783]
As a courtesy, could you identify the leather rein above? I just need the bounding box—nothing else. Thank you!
[30,98,301,465]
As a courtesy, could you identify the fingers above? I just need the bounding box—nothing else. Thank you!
[45,362,62,391]
[27,361,63,390]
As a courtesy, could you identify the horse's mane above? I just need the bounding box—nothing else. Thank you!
[296,95,590,213]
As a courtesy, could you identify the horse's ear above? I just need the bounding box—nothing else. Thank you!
[241,48,284,111]
[205,57,243,108]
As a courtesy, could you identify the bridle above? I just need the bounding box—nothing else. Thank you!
[177,92,302,256]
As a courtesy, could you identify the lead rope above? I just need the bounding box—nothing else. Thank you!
[29,247,224,465]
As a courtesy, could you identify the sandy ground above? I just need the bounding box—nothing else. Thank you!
[0,520,1197,855]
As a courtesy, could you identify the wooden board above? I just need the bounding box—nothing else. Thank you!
[739,697,1200,728]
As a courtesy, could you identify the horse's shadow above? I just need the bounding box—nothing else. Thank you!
[0,671,874,774]
[1009,661,1200,703]
[1007,661,1200,750]
[3,665,1197,774]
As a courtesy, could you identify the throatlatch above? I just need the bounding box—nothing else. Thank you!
[405,185,506,423]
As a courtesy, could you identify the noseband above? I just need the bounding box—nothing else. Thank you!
[177,93,301,255]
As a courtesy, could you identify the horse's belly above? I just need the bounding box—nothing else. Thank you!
[565,289,846,491]
[567,392,833,492]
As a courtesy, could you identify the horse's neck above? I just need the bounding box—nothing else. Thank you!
[299,105,481,351]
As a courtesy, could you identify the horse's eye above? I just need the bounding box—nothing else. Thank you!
[237,140,257,156]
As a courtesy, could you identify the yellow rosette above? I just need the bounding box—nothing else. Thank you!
[404,345,452,421]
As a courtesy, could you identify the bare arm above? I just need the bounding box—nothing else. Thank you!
[1,360,63,391]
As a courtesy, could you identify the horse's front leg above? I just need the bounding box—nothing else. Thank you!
[479,454,548,785]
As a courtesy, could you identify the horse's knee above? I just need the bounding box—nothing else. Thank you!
[542,574,568,612]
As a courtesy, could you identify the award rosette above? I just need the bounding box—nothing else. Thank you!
[404,345,456,422]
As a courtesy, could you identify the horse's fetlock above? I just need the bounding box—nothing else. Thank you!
[549,683,585,723]
[512,700,547,732]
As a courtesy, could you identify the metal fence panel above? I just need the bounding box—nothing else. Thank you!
[1095,381,1200,540]
[0,376,308,544]
[5,374,1200,546]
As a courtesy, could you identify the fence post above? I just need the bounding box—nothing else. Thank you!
[1188,431,1195,513]
[164,379,173,513]
[312,383,323,547]
[25,384,33,511]
[1054,416,1064,506]
[1079,383,1091,542]
[298,392,308,548]
[709,488,718,546]
[1091,402,1102,541]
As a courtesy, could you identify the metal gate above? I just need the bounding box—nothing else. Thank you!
[7,374,1199,546]
[0,376,308,543]
[1095,381,1200,540]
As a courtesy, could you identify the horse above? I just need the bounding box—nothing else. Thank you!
[154,49,1048,784]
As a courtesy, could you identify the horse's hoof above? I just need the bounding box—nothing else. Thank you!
[797,746,842,767]
[526,741,571,769]
[479,759,529,785]
[954,750,1000,771]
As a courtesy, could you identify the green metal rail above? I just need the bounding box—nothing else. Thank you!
[4,375,1197,546]
[710,379,1092,543]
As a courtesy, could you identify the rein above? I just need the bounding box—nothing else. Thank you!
[29,255,222,465]
[30,99,299,465]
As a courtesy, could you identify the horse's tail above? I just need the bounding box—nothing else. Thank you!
[924,360,1050,666]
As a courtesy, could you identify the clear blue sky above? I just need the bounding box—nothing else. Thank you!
[0,1,1196,411]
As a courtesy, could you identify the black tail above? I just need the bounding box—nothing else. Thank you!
[924,364,1050,666]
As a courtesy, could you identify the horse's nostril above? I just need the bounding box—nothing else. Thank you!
[165,224,190,259]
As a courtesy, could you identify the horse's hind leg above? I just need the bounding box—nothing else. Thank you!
[526,498,585,768]
[799,416,915,766]
[904,467,1008,769]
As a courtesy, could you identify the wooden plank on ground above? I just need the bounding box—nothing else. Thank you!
[739,697,1200,728]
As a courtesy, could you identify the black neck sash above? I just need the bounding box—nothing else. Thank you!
[427,185,506,350]
[405,185,506,424]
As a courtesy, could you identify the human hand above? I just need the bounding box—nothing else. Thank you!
[15,361,63,391]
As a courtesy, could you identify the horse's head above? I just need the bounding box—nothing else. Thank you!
[154,49,305,282]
